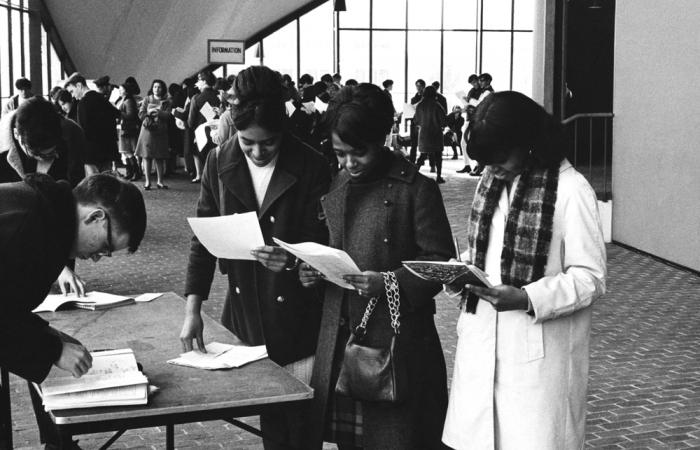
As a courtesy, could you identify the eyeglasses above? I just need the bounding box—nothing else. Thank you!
[17,135,58,161]
[95,212,114,258]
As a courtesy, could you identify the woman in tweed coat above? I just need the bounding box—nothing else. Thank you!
[300,83,454,450]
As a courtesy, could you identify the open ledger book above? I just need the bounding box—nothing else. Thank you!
[402,261,493,287]
[32,292,163,313]
[40,349,148,410]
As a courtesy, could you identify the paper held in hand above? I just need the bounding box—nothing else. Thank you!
[402,261,493,287]
[187,212,265,260]
[272,238,362,290]
[167,342,268,370]
[40,349,148,410]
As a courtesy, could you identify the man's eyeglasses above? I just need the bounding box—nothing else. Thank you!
[96,212,114,258]
[17,135,58,161]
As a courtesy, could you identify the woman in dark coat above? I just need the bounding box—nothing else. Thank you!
[135,79,172,190]
[414,85,447,183]
[181,65,331,450]
[300,83,454,450]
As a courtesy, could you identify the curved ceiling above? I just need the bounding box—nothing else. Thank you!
[45,0,320,86]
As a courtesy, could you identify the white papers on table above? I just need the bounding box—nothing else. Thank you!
[272,238,361,290]
[194,120,218,151]
[32,291,135,313]
[187,212,265,260]
[134,293,163,303]
[402,103,416,119]
[285,100,296,117]
[200,101,217,122]
[314,98,328,113]
[167,342,268,370]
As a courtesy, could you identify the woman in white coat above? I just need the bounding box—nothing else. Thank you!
[442,91,606,450]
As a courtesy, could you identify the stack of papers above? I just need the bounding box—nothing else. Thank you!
[33,292,135,313]
[168,342,268,370]
[41,349,148,410]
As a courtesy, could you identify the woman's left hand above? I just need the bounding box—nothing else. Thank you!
[251,246,293,273]
[465,284,529,312]
[343,271,384,298]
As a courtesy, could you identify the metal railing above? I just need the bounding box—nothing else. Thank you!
[562,112,614,201]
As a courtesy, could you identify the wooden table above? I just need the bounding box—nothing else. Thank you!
[34,292,312,449]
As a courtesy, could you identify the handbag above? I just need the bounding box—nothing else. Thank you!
[335,271,407,403]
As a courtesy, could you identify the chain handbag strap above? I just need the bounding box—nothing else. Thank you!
[356,271,401,336]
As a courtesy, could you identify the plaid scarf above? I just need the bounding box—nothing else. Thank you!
[464,164,559,313]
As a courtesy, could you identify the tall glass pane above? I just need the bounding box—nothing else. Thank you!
[338,30,369,82]
[480,32,511,90]
[264,21,298,80]
[512,31,533,96]
[482,0,512,30]
[372,0,406,29]
[407,31,440,95]
[443,0,478,30]
[11,9,21,84]
[407,0,441,29]
[339,0,369,28]
[23,10,29,77]
[372,31,405,112]
[41,28,48,95]
[0,6,9,100]
[50,42,63,87]
[300,2,334,79]
[514,0,535,30]
[443,31,477,110]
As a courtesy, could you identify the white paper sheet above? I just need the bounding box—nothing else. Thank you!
[301,101,315,114]
[187,212,265,260]
[285,100,296,117]
[200,101,217,122]
[402,103,416,119]
[455,90,468,106]
[108,87,120,104]
[167,342,268,370]
[32,292,134,313]
[134,293,163,303]
[272,238,361,289]
[314,98,328,113]
[194,120,218,151]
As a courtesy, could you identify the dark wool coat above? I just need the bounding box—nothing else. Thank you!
[185,133,330,366]
[76,90,120,165]
[0,175,75,382]
[414,98,446,154]
[305,154,454,449]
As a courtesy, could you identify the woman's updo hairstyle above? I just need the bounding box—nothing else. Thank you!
[323,83,394,149]
[468,91,565,168]
[231,66,286,132]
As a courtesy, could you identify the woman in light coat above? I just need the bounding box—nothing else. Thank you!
[442,91,606,450]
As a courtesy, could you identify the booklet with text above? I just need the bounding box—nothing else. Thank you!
[402,261,493,287]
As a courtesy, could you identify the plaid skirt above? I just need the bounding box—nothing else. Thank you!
[323,322,363,447]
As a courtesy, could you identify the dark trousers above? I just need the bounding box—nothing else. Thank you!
[260,408,305,450]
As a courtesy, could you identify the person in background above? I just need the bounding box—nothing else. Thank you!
[0,172,146,450]
[344,79,358,87]
[57,89,78,122]
[441,91,606,450]
[49,86,64,115]
[332,72,342,88]
[94,75,114,101]
[301,83,452,450]
[445,105,465,160]
[382,79,396,115]
[167,82,186,176]
[456,74,481,174]
[414,85,447,183]
[65,72,120,175]
[213,84,237,145]
[2,77,34,116]
[124,76,142,107]
[116,83,142,181]
[135,79,171,190]
[187,70,220,183]
[181,65,330,450]
[172,77,197,179]
[478,73,494,101]
[408,78,426,163]
[431,81,448,113]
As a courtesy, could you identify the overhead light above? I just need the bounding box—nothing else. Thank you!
[588,0,603,9]
[334,0,346,12]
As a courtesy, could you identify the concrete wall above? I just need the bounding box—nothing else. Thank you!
[613,0,700,271]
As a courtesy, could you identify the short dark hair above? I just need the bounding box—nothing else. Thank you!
[15,77,32,91]
[324,83,394,149]
[231,65,286,132]
[423,85,437,100]
[478,73,492,82]
[73,174,147,253]
[56,89,73,104]
[299,74,314,86]
[49,86,63,102]
[124,76,141,96]
[333,73,341,81]
[14,97,62,150]
[468,91,565,168]
[382,79,393,89]
[415,79,426,87]
[198,70,216,87]
[94,75,110,87]
[321,73,333,84]
[431,81,440,89]
[468,74,478,83]
[65,72,87,88]
[345,79,358,87]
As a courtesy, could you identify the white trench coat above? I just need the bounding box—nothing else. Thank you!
[442,160,607,450]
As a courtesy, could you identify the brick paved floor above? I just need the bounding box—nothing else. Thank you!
[8,158,700,449]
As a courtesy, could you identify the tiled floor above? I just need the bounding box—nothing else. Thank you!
[8,157,700,449]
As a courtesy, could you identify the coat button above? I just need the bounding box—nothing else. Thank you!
[270,216,275,223]
[276,295,285,303]
[320,195,326,201]
[388,183,393,188]
[235,286,240,294]
[400,170,406,176]
[384,200,392,206]
[383,238,389,244]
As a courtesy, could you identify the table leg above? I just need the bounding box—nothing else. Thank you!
[165,423,174,449]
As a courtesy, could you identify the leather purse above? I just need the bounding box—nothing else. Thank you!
[335,272,407,403]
